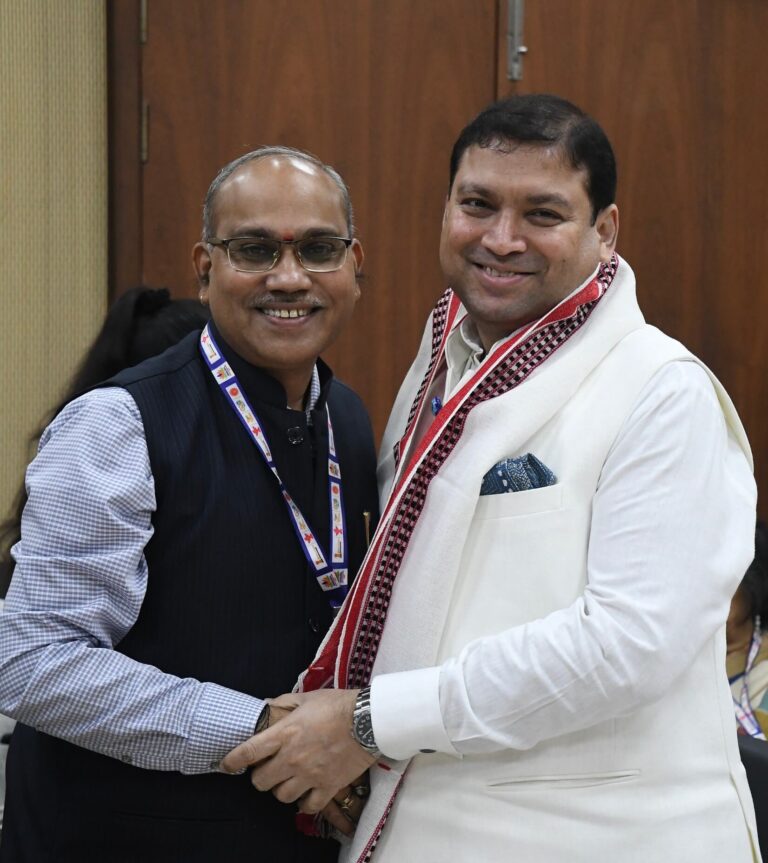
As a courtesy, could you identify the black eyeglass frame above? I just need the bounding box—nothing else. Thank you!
[206,236,353,273]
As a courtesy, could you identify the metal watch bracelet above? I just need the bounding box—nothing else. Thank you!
[351,686,380,756]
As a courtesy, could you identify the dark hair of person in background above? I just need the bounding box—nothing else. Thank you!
[740,521,768,627]
[0,287,209,597]
[447,93,617,223]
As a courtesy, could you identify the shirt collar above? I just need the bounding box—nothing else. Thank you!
[443,272,599,400]
[444,317,509,400]
[306,365,322,415]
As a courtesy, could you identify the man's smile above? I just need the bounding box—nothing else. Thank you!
[260,307,315,319]
[475,264,534,276]
[471,261,537,288]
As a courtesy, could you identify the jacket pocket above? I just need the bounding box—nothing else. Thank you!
[475,482,563,519]
[487,769,640,791]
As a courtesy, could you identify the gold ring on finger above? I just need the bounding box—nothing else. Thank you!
[336,791,356,813]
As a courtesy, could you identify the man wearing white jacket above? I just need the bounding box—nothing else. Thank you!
[224,95,760,863]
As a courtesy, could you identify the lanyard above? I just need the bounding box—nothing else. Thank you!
[199,325,348,611]
[733,616,767,740]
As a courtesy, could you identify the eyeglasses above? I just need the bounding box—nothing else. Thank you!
[206,236,353,273]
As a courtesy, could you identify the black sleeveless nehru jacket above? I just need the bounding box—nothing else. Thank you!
[1,325,379,863]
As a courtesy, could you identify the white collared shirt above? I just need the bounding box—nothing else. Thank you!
[443,277,589,402]
[443,317,491,400]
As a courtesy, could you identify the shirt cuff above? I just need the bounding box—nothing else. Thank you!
[181,682,265,774]
[370,667,459,760]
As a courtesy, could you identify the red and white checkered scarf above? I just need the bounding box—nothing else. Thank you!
[299,255,618,698]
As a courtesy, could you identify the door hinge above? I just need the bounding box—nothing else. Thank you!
[140,0,148,45]
[507,0,528,81]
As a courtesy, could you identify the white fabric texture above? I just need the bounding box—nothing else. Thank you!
[372,361,752,758]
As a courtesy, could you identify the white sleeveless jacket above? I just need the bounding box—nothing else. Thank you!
[342,261,759,863]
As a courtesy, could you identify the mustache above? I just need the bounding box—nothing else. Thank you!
[469,250,540,270]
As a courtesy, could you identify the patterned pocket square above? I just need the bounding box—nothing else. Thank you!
[480,453,557,496]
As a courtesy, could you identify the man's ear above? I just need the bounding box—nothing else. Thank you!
[596,204,619,262]
[350,238,364,277]
[442,194,450,225]
[192,242,212,303]
[349,239,364,302]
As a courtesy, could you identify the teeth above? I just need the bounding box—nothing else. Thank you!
[484,266,509,277]
[262,308,311,319]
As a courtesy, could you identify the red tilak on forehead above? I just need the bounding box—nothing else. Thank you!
[281,234,294,242]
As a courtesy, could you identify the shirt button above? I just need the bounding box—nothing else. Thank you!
[210,760,220,770]
[308,617,320,633]
[419,749,436,754]
[121,753,133,764]
[286,426,304,445]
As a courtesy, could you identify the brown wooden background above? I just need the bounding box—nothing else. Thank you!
[109,0,768,517]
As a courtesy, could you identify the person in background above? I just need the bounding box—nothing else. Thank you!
[0,286,209,834]
[729,521,768,739]
[0,286,210,599]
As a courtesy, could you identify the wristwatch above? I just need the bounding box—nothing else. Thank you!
[351,686,380,757]
[254,703,270,734]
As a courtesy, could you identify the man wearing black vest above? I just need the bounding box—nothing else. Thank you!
[0,147,379,862]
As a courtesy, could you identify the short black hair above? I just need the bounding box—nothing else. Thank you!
[449,94,617,223]
[741,521,768,627]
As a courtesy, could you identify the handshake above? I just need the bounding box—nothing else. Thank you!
[220,688,378,837]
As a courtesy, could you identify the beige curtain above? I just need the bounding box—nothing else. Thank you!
[0,0,107,521]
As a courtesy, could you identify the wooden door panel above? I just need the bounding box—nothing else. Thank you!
[497,0,768,514]
[140,0,497,440]
[119,0,768,507]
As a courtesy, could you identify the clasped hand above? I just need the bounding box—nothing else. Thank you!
[221,689,377,835]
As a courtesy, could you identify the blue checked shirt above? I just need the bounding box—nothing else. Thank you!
[0,377,314,775]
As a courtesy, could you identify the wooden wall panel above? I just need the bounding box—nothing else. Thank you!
[136,0,497,441]
[497,0,768,515]
[1,0,107,518]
